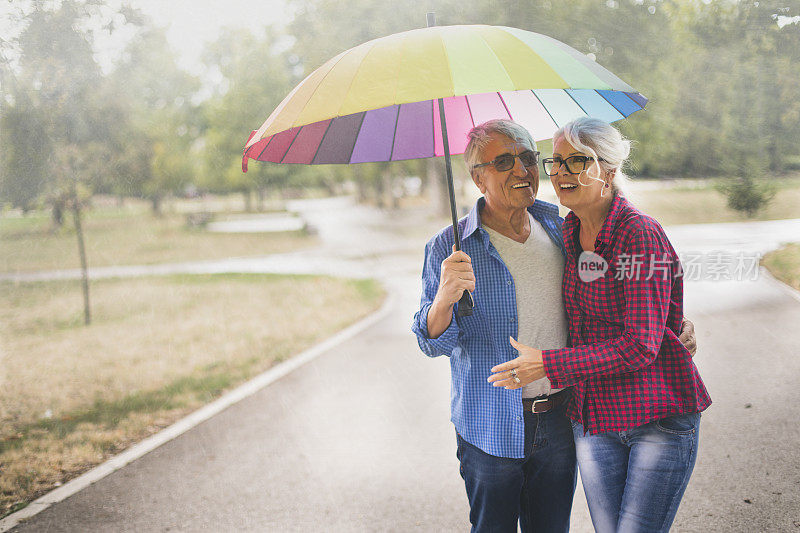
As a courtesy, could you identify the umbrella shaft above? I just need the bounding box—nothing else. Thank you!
[437,97,462,252]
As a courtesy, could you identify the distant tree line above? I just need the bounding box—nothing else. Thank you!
[1,0,799,220]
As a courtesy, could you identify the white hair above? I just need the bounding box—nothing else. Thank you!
[464,119,537,177]
[554,117,631,196]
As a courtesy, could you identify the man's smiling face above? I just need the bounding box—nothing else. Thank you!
[472,132,539,213]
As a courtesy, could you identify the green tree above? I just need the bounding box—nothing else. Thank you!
[2,0,136,324]
[106,26,201,214]
[199,27,298,209]
[0,96,51,212]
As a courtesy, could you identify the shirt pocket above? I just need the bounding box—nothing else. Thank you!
[455,308,491,339]
[577,269,626,322]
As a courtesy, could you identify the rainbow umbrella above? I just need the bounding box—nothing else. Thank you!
[242,21,646,314]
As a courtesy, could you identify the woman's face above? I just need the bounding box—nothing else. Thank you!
[549,135,609,211]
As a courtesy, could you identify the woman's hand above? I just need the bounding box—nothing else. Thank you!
[487,337,547,389]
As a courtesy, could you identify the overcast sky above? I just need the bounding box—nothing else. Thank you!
[127,0,294,73]
[1,0,295,74]
[3,0,797,76]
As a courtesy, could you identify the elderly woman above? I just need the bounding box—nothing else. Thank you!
[489,117,711,532]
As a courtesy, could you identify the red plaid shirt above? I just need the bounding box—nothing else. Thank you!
[542,195,711,434]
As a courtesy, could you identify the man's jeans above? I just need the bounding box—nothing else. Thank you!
[456,402,577,533]
[573,412,701,533]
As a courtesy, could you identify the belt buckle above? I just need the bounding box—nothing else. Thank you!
[531,398,549,413]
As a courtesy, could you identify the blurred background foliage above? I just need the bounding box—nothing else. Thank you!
[1,0,799,218]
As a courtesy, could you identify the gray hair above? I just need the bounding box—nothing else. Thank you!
[464,119,537,177]
[554,117,631,195]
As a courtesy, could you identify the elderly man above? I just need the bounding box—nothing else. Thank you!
[411,119,695,532]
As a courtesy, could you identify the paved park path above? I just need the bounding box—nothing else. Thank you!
[4,197,800,531]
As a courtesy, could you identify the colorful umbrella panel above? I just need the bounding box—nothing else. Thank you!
[243,87,646,170]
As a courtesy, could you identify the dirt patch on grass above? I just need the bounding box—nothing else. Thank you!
[0,274,385,518]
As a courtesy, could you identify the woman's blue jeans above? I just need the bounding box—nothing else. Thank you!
[573,412,701,533]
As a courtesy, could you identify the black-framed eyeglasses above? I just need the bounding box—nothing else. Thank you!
[541,155,605,176]
[473,150,540,172]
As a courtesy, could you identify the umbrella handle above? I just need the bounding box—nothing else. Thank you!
[457,290,474,317]
[434,85,474,317]
[429,12,473,318]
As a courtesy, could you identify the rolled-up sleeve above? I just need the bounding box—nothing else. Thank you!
[542,226,675,386]
[411,233,460,358]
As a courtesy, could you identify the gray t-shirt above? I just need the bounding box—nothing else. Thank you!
[483,213,569,398]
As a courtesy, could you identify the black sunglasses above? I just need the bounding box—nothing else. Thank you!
[473,150,540,172]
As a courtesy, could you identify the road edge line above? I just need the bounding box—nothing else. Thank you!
[0,290,395,532]
[760,266,800,305]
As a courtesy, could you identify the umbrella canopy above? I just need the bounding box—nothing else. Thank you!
[242,24,646,171]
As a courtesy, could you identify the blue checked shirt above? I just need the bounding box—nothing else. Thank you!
[412,197,566,458]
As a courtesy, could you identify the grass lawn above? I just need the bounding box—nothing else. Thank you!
[537,175,800,225]
[763,243,800,291]
[0,273,385,518]
[0,201,316,273]
[625,176,800,226]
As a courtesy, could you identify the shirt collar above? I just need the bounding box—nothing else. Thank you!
[595,193,628,246]
[562,193,628,248]
[461,198,485,240]
[462,197,561,241]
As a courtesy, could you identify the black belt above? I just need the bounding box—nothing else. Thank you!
[522,388,569,414]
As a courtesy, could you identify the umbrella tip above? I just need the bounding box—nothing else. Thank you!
[426,12,436,27]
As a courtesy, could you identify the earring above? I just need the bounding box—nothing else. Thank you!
[604,182,610,189]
